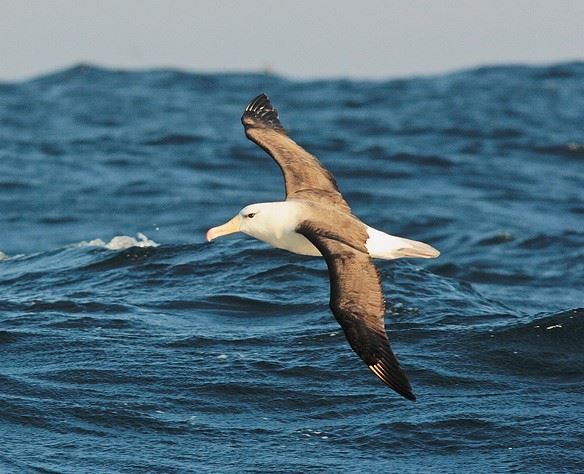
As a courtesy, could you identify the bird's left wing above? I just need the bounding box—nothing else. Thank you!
[297,220,416,401]
[242,94,351,213]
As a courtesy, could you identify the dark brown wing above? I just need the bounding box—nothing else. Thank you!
[241,94,351,213]
[297,220,416,401]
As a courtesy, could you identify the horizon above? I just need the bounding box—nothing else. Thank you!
[3,58,583,85]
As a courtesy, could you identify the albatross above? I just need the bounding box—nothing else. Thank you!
[206,94,439,401]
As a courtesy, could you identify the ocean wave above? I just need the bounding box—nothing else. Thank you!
[47,316,134,329]
[488,308,583,347]
[143,133,204,146]
[0,300,132,315]
[72,232,159,250]
[531,143,584,158]
[0,330,32,345]
[466,308,584,378]
[188,294,320,317]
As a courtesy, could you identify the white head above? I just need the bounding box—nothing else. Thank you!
[206,201,298,243]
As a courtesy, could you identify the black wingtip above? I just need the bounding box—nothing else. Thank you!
[368,358,417,401]
[404,390,417,402]
[241,93,286,134]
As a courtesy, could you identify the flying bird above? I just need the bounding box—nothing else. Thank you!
[207,94,439,401]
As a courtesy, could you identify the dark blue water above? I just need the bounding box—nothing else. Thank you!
[0,63,583,473]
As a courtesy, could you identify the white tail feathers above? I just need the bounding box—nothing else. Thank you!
[366,226,440,260]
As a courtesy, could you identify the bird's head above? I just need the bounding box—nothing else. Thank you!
[206,203,277,242]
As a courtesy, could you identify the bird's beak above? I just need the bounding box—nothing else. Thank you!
[206,215,241,242]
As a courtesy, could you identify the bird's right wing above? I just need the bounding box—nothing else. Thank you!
[242,94,351,213]
[297,220,416,401]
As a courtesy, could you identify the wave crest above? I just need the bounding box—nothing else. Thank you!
[73,232,158,250]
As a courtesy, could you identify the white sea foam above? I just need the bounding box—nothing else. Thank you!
[0,251,7,261]
[545,324,562,330]
[74,232,159,250]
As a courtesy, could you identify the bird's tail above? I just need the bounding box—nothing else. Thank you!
[366,226,440,260]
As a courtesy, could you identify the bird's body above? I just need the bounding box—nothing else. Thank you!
[231,200,438,260]
[207,94,439,401]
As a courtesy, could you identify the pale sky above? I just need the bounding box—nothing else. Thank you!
[0,0,582,81]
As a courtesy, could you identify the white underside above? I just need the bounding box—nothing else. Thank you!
[263,230,322,256]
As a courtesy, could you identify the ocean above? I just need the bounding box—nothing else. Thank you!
[0,63,582,473]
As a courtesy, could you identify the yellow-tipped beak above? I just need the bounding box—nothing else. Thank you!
[206,215,241,242]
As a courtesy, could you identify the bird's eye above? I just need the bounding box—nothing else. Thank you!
[247,212,256,219]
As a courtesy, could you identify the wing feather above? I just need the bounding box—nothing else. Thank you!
[242,94,351,213]
[297,220,416,401]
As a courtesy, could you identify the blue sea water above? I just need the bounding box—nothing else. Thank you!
[0,63,583,473]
